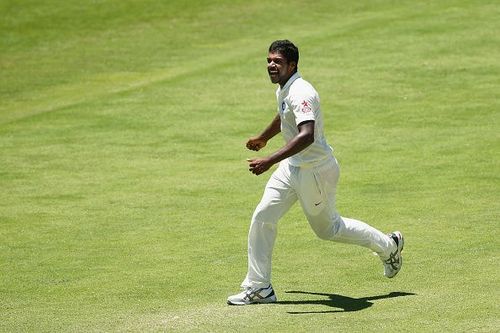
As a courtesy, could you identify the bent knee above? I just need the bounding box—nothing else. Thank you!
[312,226,335,240]
[309,214,342,241]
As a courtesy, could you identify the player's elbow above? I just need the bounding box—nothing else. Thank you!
[302,132,315,146]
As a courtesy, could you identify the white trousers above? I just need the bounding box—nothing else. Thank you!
[242,156,396,288]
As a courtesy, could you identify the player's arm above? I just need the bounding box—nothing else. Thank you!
[248,120,314,175]
[246,114,281,151]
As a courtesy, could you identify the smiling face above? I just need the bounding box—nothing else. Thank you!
[267,51,297,87]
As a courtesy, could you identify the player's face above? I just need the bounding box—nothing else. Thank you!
[267,52,296,87]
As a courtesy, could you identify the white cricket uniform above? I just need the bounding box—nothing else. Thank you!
[242,72,396,289]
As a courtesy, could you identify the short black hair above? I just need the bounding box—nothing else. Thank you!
[269,40,299,66]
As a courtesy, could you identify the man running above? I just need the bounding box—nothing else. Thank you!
[227,40,403,306]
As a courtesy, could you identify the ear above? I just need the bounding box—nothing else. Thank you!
[289,61,297,73]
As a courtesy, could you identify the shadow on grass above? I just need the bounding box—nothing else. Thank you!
[279,291,416,314]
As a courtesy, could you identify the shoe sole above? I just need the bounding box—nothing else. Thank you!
[393,231,404,253]
[387,231,404,278]
[227,295,277,306]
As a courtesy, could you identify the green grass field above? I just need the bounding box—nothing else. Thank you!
[1,0,499,331]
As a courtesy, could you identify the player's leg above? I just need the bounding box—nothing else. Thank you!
[242,161,297,289]
[228,162,297,305]
[298,157,403,277]
[330,214,404,278]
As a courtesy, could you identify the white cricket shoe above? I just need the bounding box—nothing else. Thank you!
[227,285,277,305]
[382,231,404,278]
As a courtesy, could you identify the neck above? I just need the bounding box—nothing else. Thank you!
[279,71,298,88]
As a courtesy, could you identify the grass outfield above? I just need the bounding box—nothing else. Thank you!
[1,0,499,331]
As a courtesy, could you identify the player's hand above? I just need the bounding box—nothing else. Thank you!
[247,157,273,175]
[246,137,267,151]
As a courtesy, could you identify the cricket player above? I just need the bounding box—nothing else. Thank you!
[227,40,404,305]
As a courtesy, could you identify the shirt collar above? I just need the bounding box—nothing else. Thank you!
[279,72,301,93]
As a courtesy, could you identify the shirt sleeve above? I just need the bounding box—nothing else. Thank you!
[289,89,317,126]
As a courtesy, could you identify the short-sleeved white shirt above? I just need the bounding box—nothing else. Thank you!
[276,72,333,167]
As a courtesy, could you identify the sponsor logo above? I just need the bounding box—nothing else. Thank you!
[301,100,312,113]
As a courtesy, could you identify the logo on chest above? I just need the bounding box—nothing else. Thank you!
[279,101,287,115]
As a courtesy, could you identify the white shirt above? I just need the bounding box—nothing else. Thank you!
[276,72,333,167]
